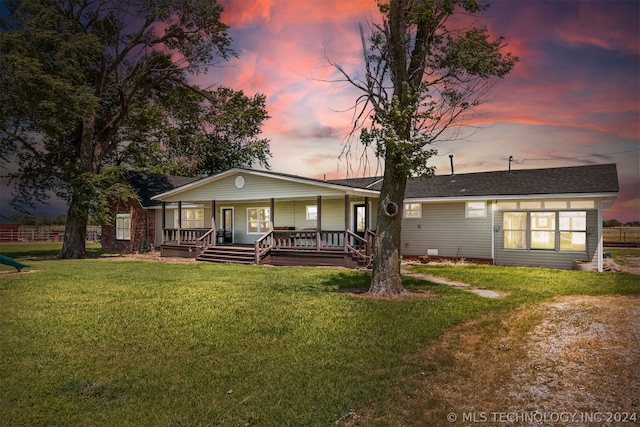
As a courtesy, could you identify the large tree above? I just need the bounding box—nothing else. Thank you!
[0,0,270,258]
[333,0,517,297]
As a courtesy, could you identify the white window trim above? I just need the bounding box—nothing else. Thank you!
[306,205,318,220]
[246,207,271,235]
[502,210,588,252]
[174,207,205,229]
[116,213,131,241]
[466,201,487,218]
[403,203,422,218]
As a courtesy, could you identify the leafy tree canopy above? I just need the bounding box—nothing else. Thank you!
[0,0,271,258]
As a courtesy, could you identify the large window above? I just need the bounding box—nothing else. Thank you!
[177,208,204,228]
[531,212,556,250]
[559,211,586,251]
[116,213,131,240]
[247,207,271,234]
[503,212,527,249]
[503,211,587,251]
[403,203,422,218]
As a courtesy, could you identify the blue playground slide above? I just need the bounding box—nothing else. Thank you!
[0,253,30,272]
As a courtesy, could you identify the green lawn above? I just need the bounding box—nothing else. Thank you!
[1,246,638,426]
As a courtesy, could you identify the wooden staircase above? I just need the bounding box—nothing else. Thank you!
[197,245,256,264]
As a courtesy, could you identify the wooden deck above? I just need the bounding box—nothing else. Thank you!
[160,228,374,268]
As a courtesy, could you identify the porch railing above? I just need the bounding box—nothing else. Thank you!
[255,228,375,265]
[196,226,217,252]
[163,228,211,245]
[346,229,375,266]
[163,225,374,266]
[254,222,275,264]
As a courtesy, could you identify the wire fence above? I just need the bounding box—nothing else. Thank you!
[0,226,101,243]
[603,227,640,247]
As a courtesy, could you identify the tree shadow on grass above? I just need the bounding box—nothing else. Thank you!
[323,271,440,299]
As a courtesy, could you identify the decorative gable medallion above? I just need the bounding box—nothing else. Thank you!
[235,176,245,189]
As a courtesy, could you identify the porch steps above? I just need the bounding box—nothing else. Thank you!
[197,245,255,264]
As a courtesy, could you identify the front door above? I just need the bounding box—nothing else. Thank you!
[353,204,367,238]
[221,208,233,244]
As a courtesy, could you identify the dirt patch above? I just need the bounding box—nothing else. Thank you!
[97,251,197,264]
[617,256,640,275]
[336,288,437,300]
[0,269,37,276]
[502,297,640,418]
[349,295,640,426]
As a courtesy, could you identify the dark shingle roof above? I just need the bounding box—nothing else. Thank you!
[331,164,619,198]
[404,163,619,199]
[129,172,197,207]
[327,176,383,189]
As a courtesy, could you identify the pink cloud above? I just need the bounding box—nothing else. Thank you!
[208,0,638,222]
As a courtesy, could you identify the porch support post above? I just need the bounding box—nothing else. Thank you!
[364,197,369,231]
[597,205,603,272]
[270,198,275,227]
[211,200,216,229]
[344,194,350,250]
[344,195,350,230]
[316,196,322,250]
[177,201,182,244]
[162,202,166,243]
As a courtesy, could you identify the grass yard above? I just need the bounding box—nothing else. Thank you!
[1,244,638,426]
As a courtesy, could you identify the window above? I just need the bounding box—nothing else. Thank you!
[403,203,422,218]
[306,205,317,220]
[503,212,527,249]
[520,201,541,209]
[544,201,567,209]
[247,207,270,234]
[503,211,588,252]
[559,211,586,251]
[466,201,487,218]
[570,200,594,209]
[496,201,517,210]
[116,213,131,240]
[531,212,556,250]
[177,208,204,228]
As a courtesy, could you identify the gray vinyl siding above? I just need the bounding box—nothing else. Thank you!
[401,202,492,258]
[494,210,599,270]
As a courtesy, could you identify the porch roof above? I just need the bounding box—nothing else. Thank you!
[151,168,380,202]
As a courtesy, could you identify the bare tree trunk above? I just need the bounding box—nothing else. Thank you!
[58,116,95,259]
[58,195,89,259]
[369,165,410,297]
[368,0,412,298]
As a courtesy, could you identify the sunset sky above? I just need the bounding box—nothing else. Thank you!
[1,0,638,222]
[212,0,639,222]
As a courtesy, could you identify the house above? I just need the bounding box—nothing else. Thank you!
[112,164,618,271]
[101,172,196,253]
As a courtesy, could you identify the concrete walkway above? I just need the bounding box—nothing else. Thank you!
[401,269,504,299]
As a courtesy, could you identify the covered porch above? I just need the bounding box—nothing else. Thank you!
[150,169,381,267]
[158,195,376,268]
